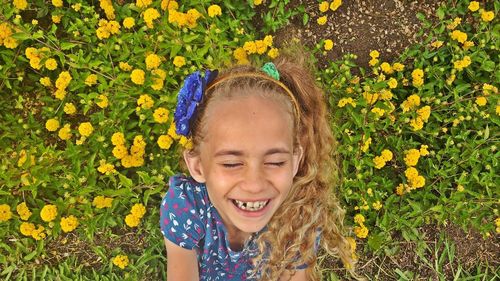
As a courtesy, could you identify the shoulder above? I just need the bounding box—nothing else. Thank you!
[162,174,210,214]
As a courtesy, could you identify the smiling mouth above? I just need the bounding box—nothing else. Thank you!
[231,199,270,211]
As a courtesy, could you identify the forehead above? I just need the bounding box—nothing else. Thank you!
[201,95,294,155]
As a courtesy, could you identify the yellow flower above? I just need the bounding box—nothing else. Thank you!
[119,62,132,71]
[453,56,472,71]
[45,58,57,70]
[153,107,169,123]
[161,0,178,11]
[243,41,257,54]
[173,56,186,68]
[411,68,424,87]
[131,203,146,218]
[20,222,35,236]
[0,204,12,222]
[97,160,116,175]
[125,213,141,227]
[52,15,62,24]
[387,78,398,89]
[409,175,425,189]
[255,40,267,54]
[85,74,98,86]
[404,149,420,166]
[361,137,371,153]
[419,145,429,156]
[330,0,342,11]
[13,0,28,10]
[380,62,393,74]
[372,201,382,210]
[31,225,46,240]
[263,35,273,47]
[40,77,52,87]
[482,84,498,95]
[462,41,474,49]
[431,41,443,48]
[60,215,79,232]
[143,8,160,28]
[324,39,334,51]
[145,53,161,70]
[168,122,180,140]
[468,1,479,12]
[96,94,109,108]
[475,96,487,106]
[337,97,356,108]
[78,122,94,137]
[123,17,135,29]
[58,124,72,140]
[137,94,154,109]
[136,0,152,8]
[130,69,145,85]
[368,58,379,66]
[446,17,461,30]
[113,255,129,269]
[369,50,379,58]
[52,0,63,7]
[208,4,222,17]
[253,0,263,5]
[93,196,113,209]
[111,132,125,146]
[267,47,279,59]
[354,225,368,238]
[450,30,467,43]
[55,71,72,90]
[158,135,174,149]
[40,204,58,222]
[373,156,386,169]
[362,92,379,105]
[417,106,431,122]
[179,136,193,150]
[45,118,60,131]
[392,62,405,72]
[481,11,494,22]
[381,149,393,161]
[354,213,365,224]
[371,107,385,117]
[405,167,419,179]
[317,16,327,25]
[16,202,32,220]
[112,145,128,159]
[319,1,329,12]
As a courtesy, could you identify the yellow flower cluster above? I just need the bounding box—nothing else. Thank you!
[208,4,222,18]
[369,50,379,66]
[92,195,113,209]
[373,149,393,169]
[237,35,278,64]
[58,124,72,140]
[40,76,52,87]
[450,30,467,43]
[20,222,46,240]
[111,133,146,168]
[453,56,471,71]
[123,17,135,29]
[85,74,98,86]
[468,1,479,12]
[125,203,146,227]
[495,218,500,234]
[78,122,94,137]
[144,8,161,28]
[0,204,12,222]
[173,56,186,68]
[13,0,28,10]
[40,204,58,222]
[409,105,431,131]
[131,69,145,85]
[157,135,174,150]
[431,40,443,48]
[96,19,120,40]
[136,0,152,8]
[54,71,72,100]
[146,53,162,70]
[25,47,51,70]
[481,11,495,22]
[404,167,425,189]
[353,213,368,238]
[338,97,356,108]
[60,215,79,233]
[161,0,179,11]
[361,136,371,153]
[404,149,420,166]
[168,8,202,29]
[113,255,129,269]
[330,0,342,11]
[411,68,424,87]
[0,22,19,49]
[17,202,32,220]
[137,94,154,109]
[97,160,116,175]
[119,62,133,71]
[96,94,109,108]
[446,17,461,30]
[362,91,379,105]
[324,39,334,51]
[45,118,60,131]
[153,107,170,123]
[475,96,487,107]
[317,16,327,25]
[150,68,166,90]
[371,107,385,118]
[99,0,115,20]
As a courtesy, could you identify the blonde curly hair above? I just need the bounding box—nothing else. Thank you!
[185,47,354,280]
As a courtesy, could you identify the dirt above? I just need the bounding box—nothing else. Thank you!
[273,0,445,69]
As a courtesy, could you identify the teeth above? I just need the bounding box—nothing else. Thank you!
[233,199,268,211]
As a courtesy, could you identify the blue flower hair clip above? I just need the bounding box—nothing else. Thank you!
[174,69,218,136]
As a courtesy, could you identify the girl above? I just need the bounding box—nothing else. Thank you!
[160,49,353,280]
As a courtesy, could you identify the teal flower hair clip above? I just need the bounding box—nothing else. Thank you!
[261,62,280,80]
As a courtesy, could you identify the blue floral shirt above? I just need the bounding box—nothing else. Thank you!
[160,174,317,280]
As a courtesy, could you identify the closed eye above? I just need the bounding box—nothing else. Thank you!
[221,163,242,168]
[266,162,286,167]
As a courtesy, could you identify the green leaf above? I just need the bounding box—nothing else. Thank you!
[118,174,133,188]
[481,60,495,72]
[60,42,79,50]
[302,13,309,26]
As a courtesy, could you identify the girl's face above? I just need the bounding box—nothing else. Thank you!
[184,94,302,241]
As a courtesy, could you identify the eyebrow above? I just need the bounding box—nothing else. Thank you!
[214,148,291,157]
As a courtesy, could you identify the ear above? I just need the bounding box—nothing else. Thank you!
[183,151,206,183]
[292,145,304,177]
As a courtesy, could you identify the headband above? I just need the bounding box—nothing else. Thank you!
[174,63,300,137]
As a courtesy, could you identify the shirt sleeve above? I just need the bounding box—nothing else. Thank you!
[160,174,207,250]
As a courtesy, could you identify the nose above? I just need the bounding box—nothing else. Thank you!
[239,164,267,194]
